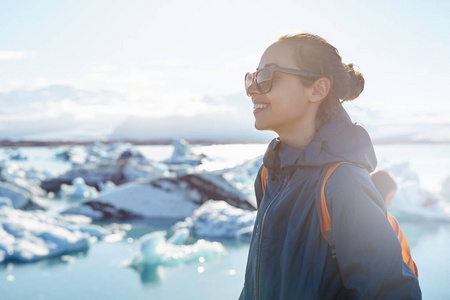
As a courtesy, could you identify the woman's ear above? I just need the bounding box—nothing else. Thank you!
[310,78,331,103]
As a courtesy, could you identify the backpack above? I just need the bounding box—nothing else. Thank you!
[259,161,418,277]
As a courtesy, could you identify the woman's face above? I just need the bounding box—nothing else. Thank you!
[248,42,316,136]
[385,189,397,207]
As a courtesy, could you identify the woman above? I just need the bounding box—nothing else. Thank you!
[240,33,421,299]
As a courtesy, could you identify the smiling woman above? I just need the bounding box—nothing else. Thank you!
[240,33,421,299]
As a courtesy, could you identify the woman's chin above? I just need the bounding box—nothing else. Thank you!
[254,120,271,131]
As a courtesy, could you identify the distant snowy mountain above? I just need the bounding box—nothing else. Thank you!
[108,113,275,141]
[1,84,449,142]
[344,104,450,143]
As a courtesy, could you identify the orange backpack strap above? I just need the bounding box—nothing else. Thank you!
[318,162,353,259]
[261,165,268,195]
[320,162,352,240]
[387,213,419,277]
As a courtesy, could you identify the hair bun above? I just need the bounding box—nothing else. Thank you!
[342,63,365,101]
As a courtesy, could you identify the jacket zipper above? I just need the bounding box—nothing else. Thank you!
[256,175,289,300]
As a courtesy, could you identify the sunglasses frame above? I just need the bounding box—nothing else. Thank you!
[245,65,321,96]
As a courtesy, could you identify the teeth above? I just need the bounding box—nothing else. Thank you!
[253,104,268,110]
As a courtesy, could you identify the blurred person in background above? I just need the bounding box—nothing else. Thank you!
[371,169,419,277]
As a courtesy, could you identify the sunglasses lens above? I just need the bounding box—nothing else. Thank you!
[245,73,253,91]
[256,69,272,93]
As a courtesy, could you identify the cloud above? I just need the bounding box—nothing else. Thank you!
[0,84,263,141]
[0,51,37,61]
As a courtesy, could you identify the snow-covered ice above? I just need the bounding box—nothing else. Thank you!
[0,206,89,262]
[64,173,254,221]
[172,200,256,241]
[0,180,48,210]
[131,230,226,267]
[217,155,263,207]
[382,162,450,221]
[0,203,113,263]
[41,159,167,193]
[164,139,206,166]
[60,177,98,201]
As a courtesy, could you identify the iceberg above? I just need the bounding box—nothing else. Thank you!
[0,205,88,262]
[164,139,206,166]
[1,160,48,196]
[172,200,256,242]
[0,200,114,263]
[59,177,99,201]
[98,180,117,193]
[216,155,263,207]
[0,181,48,210]
[8,149,27,161]
[383,162,450,221]
[63,173,255,221]
[131,230,226,267]
[41,158,167,193]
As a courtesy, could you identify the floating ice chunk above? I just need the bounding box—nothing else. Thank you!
[98,181,116,193]
[1,161,27,180]
[9,150,27,161]
[172,200,256,241]
[55,214,92,224]
[42,158,167,193]
[54,214,112,239]
[216,155,263,207]
[164,139,206,166]
[0,197,13,208]
[0,249,5,263]
[381,162,450,220]
[63,204,104,220]
[0,206,104,262]
[132,231,226,268]
[60,177,98,201]
[0,161,48,210]
[0,181,30,209]
[167,228,190,245]
[0,224,15,261]
[1,161,48,186]
[65,173,253,221]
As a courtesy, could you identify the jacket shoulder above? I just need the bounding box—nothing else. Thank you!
[324,163,386,212]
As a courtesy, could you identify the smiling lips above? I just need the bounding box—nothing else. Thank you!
[253,103,269,112]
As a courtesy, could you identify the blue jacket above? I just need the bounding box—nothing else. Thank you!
[239,106,421,299]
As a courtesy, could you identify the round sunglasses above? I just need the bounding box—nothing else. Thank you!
[245,65,321,96]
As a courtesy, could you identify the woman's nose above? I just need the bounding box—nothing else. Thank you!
[246,80,260,97]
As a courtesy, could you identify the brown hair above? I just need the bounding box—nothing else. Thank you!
[370,170,397,201]
[277,33,365,127]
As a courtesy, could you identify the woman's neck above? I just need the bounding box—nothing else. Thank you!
[278,124,317,150]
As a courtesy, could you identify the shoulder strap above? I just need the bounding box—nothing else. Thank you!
[260,161,349,241]
[387,213,419,277]
[261,165,268,195]
[319,162,352,239]
[317,162,352,259]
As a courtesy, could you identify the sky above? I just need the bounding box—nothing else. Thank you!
[0,0,449,141]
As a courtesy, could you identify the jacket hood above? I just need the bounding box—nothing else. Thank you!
[263,105,377,172]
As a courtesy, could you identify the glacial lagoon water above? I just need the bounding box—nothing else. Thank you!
[1,143,450,299]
